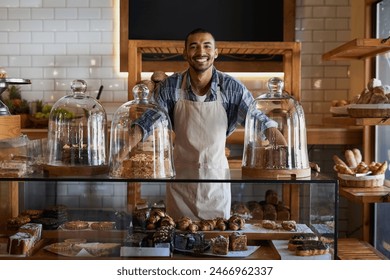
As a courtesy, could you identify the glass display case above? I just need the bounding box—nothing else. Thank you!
[46,80,108,176]
[109,84,175,179]
[242,77,310,179]
[0,170,338,260]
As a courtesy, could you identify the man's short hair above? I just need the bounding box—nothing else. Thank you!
[184,28,216,47]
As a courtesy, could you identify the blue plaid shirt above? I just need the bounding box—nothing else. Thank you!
[135,67,277,140]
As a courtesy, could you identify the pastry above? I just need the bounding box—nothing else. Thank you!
[357,88,373,104]
[281,220,297,231]
[188,223,199,233]
[211,235,229,255]
[176,216,192,231]
[21,209,43,219]
[63,220,89,230]
[19,223,42,245]
[290,233,319,241]
[355,161,369,173]
[160,215,175,227]
[262,219,277,230]
[151,71,168,83]
[228,215,245,230]
[372,161,388,175]
[48,242,73,253]
[229,232,247,251]
[7,232,34,255]
[295,241,329,256]
[215,217,227,231]
[199,219,215,231]
[7,215,31,230]
[90,221,115,231]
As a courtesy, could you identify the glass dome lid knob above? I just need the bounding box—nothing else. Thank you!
[267,77,284,95]
[132,83,150,101]
[71,79,87,97]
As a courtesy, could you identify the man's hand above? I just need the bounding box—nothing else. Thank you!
[264,127,287,146]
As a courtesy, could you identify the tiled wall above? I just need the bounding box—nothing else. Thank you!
[296,0,351,126]
[4,0,355,237]
[0,0,126,119]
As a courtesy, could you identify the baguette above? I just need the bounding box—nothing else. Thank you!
[334,163,354,175]
[352,148,362,164]
[372,161,388,175]
[332,155,347,167]
[345,150,358,168]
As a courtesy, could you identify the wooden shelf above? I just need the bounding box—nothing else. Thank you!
[339,186,390,204]
[337,238,388,260]
[323,116,390,126]
[322,38,390,61]
[128,40,301,100]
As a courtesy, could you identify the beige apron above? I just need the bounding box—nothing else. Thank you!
[166,74,231,220]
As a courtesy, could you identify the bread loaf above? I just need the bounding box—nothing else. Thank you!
[345,150,358,168]
[352,148,362,164]
[332,155,347,167]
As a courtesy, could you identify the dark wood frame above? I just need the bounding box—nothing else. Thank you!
[119,0,296,72]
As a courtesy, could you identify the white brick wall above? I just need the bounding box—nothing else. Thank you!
[296,0,351,126]
[0,0,124,119]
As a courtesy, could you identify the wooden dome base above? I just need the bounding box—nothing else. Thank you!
[242,167,311,179]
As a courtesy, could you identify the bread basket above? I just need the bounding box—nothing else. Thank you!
[338,173,384,188]
[347,104,390,118]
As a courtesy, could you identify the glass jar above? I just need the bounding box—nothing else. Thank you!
[109,84,175,178]
[47,80,108,174]
[242,77,310,178]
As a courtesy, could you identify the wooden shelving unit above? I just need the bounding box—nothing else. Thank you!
[322,38,390,61]
[323,38,390,244]
[127,40,301,100]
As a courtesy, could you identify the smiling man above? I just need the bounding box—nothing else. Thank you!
[136,28,284,220]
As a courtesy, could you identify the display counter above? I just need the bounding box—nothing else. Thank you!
[0,169,338,260]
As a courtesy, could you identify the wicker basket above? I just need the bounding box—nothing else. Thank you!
[347,104,390,118]
[338,173,384,188]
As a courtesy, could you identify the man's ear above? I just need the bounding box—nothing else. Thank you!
[214,48,218,59]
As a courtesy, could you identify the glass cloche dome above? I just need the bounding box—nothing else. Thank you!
[47,80,108,174]
[109,84,175,178]
[242,77,310,178]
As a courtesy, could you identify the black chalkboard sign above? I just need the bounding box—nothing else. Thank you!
[129,0,284,42]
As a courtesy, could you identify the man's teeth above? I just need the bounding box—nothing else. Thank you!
[196,57,207,62]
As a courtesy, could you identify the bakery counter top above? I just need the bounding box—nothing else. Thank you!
[3,239,278,260]
[22,126,363,145]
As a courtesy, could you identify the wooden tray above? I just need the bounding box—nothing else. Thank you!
[242,167,311,179]
[42,164,109,177]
